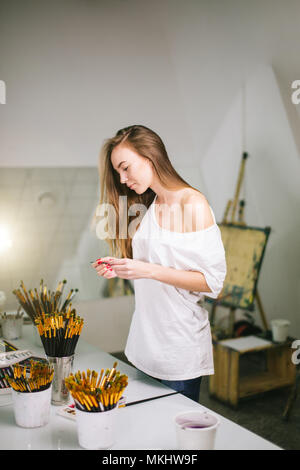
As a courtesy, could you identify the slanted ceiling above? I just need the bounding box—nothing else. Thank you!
[0,0,300,167]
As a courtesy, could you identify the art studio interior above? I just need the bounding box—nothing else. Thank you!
[0,0,299,452]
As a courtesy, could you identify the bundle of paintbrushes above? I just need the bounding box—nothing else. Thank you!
[0,339,50,393]
[13,279,79,324]
[34,305,84,358]
[5,360,54,393]
[0,365,14,390]
[65,362,128,412]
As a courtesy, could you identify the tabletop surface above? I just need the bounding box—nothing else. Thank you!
[0,325,281,450]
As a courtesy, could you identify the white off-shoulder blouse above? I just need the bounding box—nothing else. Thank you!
[125,195,227,381]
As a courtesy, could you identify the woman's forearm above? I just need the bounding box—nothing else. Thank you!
[147,263,212,293]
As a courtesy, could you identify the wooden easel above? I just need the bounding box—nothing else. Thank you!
[210,152,269,337]
[208,152,297,410]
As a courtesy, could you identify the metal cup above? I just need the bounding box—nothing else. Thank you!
[46,355,74,405]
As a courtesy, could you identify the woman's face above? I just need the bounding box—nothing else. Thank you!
[111,144,153,194]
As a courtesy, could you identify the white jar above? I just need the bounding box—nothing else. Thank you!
[76,406,118,450]
[271,319,290,343]
[11,386,52,428]
[175,410,220,450]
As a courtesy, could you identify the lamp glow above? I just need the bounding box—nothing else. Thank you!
[0,224,13,253]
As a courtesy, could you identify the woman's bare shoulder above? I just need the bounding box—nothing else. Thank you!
[181,188,208,207]
[182,189,214,232]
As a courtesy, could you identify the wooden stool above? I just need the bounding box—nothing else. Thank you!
[209,335,296,408]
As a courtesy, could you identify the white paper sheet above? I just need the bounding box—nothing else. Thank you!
[219,335,273,352]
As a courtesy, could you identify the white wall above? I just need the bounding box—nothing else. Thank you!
[202,65,300,336]
[0,0,195,168]
[72,295,135,353]
[1,0,300,170]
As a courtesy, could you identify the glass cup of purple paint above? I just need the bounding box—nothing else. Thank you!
[175,410,220,450]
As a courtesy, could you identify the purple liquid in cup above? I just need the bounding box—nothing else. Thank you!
[175,411,220,450]
[182,424,210,429]
[176,412,218,430]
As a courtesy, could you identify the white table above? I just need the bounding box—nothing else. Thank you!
[0,325,281,450]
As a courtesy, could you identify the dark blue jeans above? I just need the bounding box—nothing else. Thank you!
[159,376,203,403]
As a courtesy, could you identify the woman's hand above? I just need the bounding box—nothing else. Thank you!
[91,257,151,280]
[91,259,117,279]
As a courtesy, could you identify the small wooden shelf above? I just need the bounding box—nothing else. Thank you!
[209,337,296,407]
[239,372,293,398]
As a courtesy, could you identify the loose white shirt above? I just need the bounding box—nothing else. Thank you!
[125,195,227,381]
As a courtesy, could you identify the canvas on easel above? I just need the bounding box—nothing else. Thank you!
[215,223,270,311]
[205,152,271,336]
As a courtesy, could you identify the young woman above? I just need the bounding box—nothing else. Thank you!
[92,125,227,402]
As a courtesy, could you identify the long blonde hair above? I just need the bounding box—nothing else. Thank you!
[95,124,194,258]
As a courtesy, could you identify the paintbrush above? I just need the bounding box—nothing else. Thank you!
[13,279,79,323]
[65,364,128,412]
[5,360,54,393]
[35,311,84,357]
[53,279,67,311]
